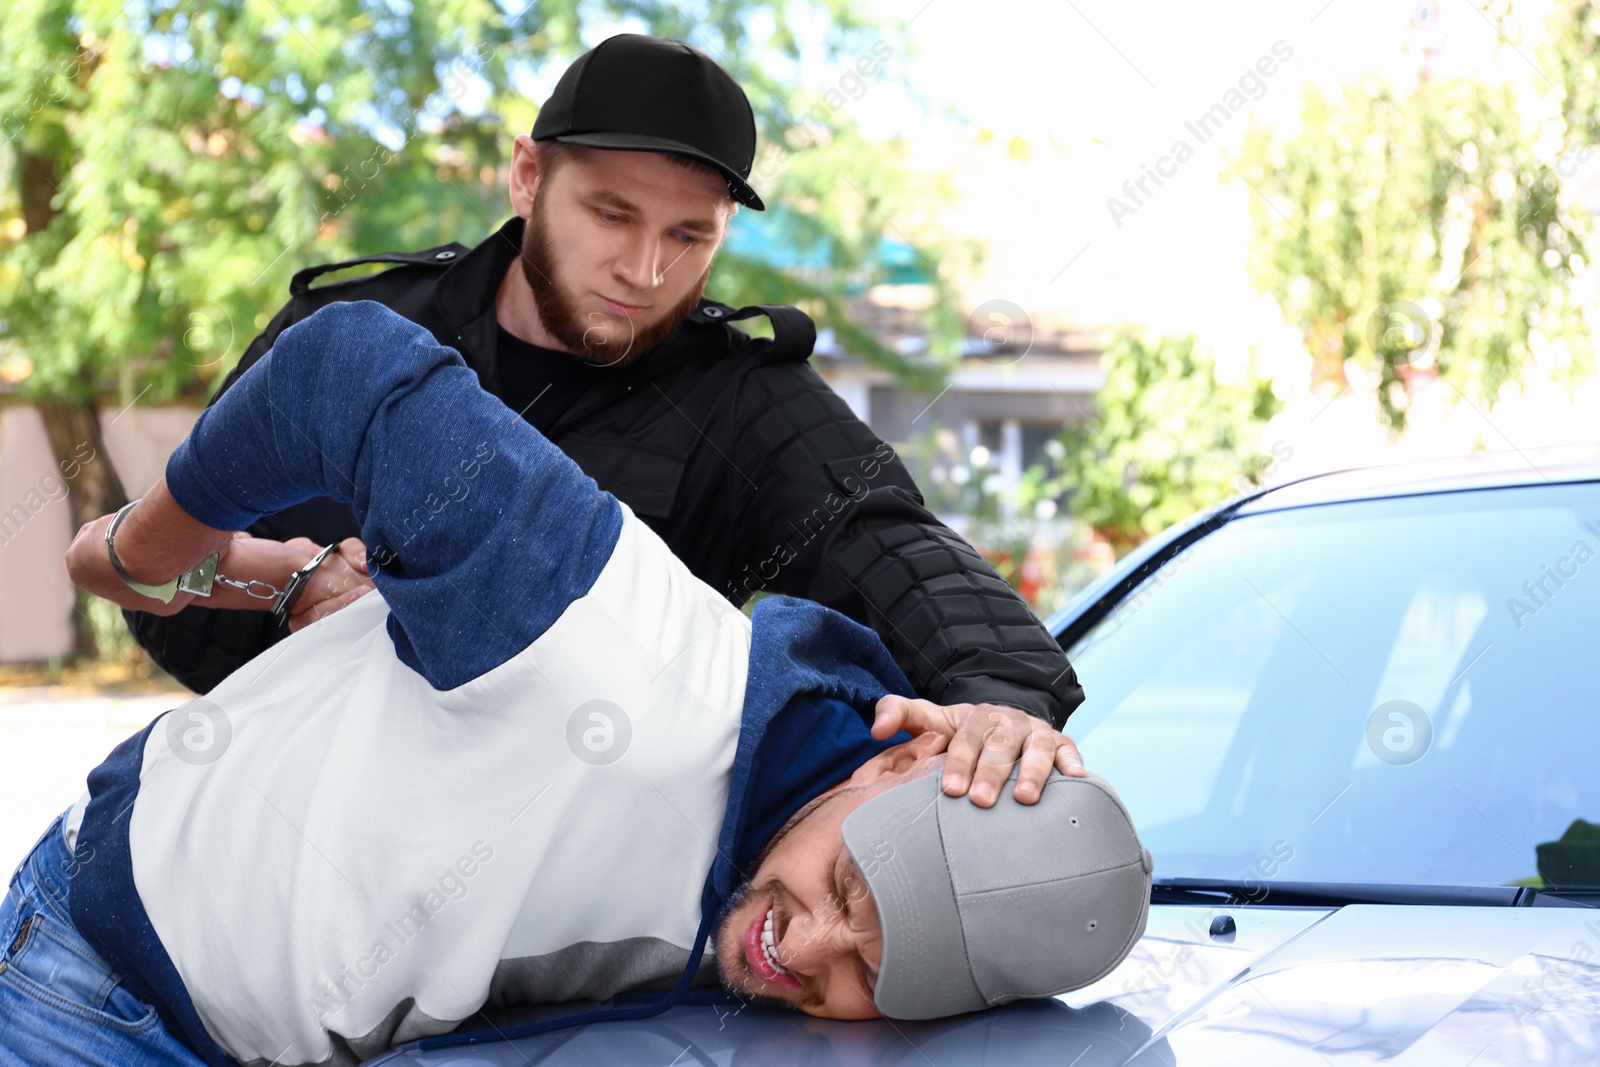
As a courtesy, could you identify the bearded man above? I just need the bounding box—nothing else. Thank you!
[122,34,1089,787]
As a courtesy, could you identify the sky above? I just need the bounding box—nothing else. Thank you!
[841,0,1554,329]
[568,0,1598,467]
[825,0,1600,469]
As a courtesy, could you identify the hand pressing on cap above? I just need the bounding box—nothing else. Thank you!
[869,696,1086,808]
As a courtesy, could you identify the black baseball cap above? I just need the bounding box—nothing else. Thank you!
[531,33,766,211]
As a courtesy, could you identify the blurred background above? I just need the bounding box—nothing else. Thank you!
[2,0,1598,859]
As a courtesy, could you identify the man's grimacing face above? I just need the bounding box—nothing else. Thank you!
[511,136,736,364]
[713,731,951,1020]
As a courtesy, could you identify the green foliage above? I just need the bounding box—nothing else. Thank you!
[1547,0,1600,149]
[1226,74,1590,431]
[900,332,1277,562]
[1039,332,1278,554]
[0,0,957,407]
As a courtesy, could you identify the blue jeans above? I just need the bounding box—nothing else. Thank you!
[0,811,207,1067]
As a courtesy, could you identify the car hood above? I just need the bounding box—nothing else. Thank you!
[366,904,1600,1066]
[1059,903,1600,1065]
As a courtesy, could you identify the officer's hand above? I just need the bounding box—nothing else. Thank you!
[869,695,1086,808]
[283,537,375,633]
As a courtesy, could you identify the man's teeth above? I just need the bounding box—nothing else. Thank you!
[760,905,789,976]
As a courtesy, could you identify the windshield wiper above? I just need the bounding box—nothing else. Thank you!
[1151,878,1598,908]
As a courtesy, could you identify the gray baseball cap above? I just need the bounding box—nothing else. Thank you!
[840,765,1154,1019]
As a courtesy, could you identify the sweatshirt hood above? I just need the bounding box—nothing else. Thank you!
[412,595,915,1054]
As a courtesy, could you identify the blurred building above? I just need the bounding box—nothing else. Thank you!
[813,287,1104,518]
[723,203,1107,521]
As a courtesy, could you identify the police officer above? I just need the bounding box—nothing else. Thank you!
[124,33,1088,803]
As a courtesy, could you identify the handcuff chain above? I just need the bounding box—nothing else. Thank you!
[215,574,282,601]
[105,497,339,619]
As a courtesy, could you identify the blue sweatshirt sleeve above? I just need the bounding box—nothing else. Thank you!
[163,300,622,690]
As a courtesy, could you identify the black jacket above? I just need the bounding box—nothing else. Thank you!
[125,216,1084,727]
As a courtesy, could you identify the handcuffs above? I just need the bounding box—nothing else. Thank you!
[104,498,340,624]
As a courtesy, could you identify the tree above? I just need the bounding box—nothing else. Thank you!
[0,0,957,659]
[1546,0,1600,149]
[1226,71,1590,431]
[1039,331,1278,556]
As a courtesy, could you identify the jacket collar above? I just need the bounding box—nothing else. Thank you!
[430,216,521,390]
[433,215,522,339]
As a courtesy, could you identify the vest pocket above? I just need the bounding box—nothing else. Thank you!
[559,433,688,521]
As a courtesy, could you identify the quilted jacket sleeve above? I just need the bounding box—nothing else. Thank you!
[729,359,1085,729]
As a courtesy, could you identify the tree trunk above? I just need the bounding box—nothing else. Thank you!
[19,150,62,236]
[35,398,128,661]
[23,135,126,663]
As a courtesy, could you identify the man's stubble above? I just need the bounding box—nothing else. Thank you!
[518,185,713,366]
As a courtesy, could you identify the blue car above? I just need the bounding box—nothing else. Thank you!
[367,446,1600,1066]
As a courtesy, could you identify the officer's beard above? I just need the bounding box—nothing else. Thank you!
[518,187,712,367]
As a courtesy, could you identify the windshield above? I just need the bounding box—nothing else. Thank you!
[1061,483,1600,892]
